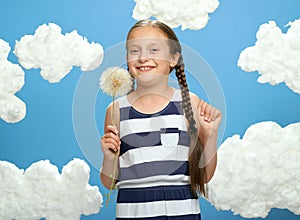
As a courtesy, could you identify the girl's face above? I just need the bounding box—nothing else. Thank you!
[126,26,179,79]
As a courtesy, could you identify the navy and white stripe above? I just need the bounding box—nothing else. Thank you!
[115,89,201,219]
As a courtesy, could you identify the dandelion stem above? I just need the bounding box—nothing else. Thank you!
[106,90,118,207]
[105,151,118,207]
[111,94,115,126]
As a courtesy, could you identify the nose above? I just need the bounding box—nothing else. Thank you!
[139,50,149,62]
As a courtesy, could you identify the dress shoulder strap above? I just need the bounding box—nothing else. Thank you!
[171,89,183,102]
[115,95,130,109]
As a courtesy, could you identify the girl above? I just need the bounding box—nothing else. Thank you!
[101,19,222,219]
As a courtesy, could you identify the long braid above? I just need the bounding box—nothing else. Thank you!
[175,58,206,196]
[175,63,196,133]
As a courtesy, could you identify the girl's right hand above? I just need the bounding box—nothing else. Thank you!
[101,125,121,160]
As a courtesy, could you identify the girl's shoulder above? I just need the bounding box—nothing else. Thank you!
[115,94,130,108]
[189,91,201,105]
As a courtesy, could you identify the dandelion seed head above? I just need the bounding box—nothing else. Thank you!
[99,67,133,97]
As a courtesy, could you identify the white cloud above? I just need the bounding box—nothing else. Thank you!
[207,121,300,218]
[14,23,104,83]
[132,0,219,30]
[238,19,300,94]
[0,39,26,123]
[0,158,102,219]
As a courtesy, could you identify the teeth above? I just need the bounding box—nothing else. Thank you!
[139,66,151,71]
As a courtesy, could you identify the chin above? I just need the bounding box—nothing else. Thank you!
[136,72,160,84]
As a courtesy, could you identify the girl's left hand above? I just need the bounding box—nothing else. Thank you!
[197,99,222,131]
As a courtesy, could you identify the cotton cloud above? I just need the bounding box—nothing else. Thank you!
[0,39,26,123]
[0,158,102,219]
[132,0,219,30]
[14,23,104,83]
[207,121,300,218]
[238,19,300,94]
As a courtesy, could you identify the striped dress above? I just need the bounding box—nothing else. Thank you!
[115,89,201,220]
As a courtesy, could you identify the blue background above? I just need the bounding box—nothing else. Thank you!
[1,0,300,219]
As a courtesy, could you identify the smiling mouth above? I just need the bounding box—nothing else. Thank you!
[137,66,155,72]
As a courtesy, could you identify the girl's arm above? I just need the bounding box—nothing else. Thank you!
[100,103,121,189]
[190,93,222,183]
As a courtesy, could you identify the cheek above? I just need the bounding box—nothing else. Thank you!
[127,53,140,63]
[127,60,134,69]
[158,60,172,69]
[155,53,173,63]
[127,62,137,77]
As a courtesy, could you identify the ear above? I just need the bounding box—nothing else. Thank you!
[170,52,180,68]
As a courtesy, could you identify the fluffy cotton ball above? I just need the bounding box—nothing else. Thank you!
[238,19,300,94]
[13,23,104,83]
[0,38,26,123]
[132,0,219,30]
[0,161,25,219]
[207,121,300,218]
[0,158,103,220]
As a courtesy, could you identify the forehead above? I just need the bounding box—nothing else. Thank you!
[127,26,169,40]
[127,26,171,48]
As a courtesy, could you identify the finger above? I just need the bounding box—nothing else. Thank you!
[198,100,205,116]
[209,107,218,121]
[102,134,120,148]
[106,143,119,153]
[101,132,121,150]
[101,137,120,152]
[214,109,222,121]
[204,105,212,122]
[107,125,118,135]
[104,132,121,145]
[212,108,219,121]
[208,108,215,121]
[104,131,119,140]
[200,101,207,116]
[102,137,119,149]
[211,108,222,122]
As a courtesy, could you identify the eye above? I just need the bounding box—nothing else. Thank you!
[129,48,140,55]
[150,48,159,53]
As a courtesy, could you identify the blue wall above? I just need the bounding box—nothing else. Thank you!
[1,0,299,219]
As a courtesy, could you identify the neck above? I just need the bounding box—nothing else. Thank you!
[135,83,170,96]
[135,73,170,95]
[130,73,174,102]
